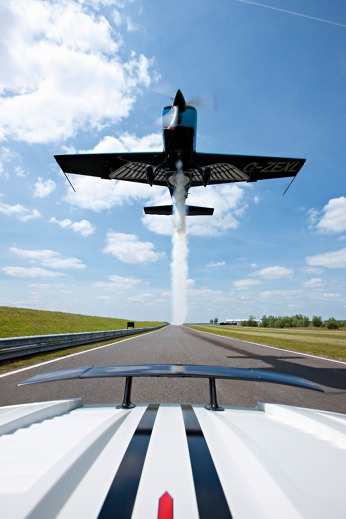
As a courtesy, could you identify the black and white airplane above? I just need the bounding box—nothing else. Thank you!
[55,90,305,216]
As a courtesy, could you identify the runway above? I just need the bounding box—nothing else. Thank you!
[1,325,345,413]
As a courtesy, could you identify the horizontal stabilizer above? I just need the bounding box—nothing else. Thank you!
[144,205,174,215]
[186,205,214,216]
[144,205,214,216]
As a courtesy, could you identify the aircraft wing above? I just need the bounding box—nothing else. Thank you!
[192,152,306,186]
[55,151,305,188]
[54,152,167,186]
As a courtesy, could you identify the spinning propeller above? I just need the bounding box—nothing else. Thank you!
[161,89,217,128]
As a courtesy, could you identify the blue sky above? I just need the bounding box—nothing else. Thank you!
[0,0,345,323]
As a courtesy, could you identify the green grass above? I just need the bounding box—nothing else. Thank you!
[0,306,166,374]
[189,324,346,361]
[0,306,164,338]
[0,335,135,374]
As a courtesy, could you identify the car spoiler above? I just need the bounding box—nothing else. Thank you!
[19,364,323,411]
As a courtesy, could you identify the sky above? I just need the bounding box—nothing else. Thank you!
[0,0,345,324]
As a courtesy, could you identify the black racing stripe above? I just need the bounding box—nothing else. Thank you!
[181,404,233,519]
[98,404,159,519]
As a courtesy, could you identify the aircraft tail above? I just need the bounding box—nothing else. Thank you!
[144,205,214,216]
[185,205,214,216]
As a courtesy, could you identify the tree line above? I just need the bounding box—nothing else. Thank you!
[212,315,344,329]
[245,314,343,329]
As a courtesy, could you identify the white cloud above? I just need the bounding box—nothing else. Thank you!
[33,177,56,198]
[0,200,41,221]
[187,287,225,299]
[93,274,143,290]
[68,219,95,237]
[0,146,14,178]
[261,289,302,299]
[315,197,346,234]
[110,3,139,33]
[90,133,162,153]
[0,148,27,178]
[65,175,164,212]
[302,266,323,275]
[109,274,143,287]
[2,266,65,278]
[10,246,86,269]
[128,293,154,303]
[48,255,85,269]
[188,184,247,236]
[186,285,229,314]
[233,279,261,289]
[322,293,340,299]
[19,209,41,222]
[302,277,323,287]
[15,166,26,177]
[103,231,165,263]
[28,283,52,289]
[0,0,152,143]
[255,266,293,278]
[206,261,226,267]
[306,248,346,269]
[307,208,319,230]
[112,9,122,26]
[50,217,95,236]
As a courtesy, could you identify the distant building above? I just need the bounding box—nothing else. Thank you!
[220,319,244,326]
[220,319,261,326]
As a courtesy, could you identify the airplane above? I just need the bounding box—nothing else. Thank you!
[54,90,306,216]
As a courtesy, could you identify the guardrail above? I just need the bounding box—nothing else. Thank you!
[0,326,165,361]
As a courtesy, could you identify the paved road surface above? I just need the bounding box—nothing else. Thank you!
[1,325,345,413]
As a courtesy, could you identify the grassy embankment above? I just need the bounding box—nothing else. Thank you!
[189,324,346,361]
[0,306,165,372]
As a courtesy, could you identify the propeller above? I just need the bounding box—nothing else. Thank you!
[185,92,217,110]
[154,84,217,110]
[156,88,217,128]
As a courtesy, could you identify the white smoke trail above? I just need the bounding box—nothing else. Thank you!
[171,160,188,324]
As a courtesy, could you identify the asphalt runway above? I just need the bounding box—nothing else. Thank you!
[1,325,345,413]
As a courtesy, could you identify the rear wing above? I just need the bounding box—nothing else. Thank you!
[19,364,323,412]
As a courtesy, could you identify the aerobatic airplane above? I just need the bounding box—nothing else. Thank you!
[55,90,305,216]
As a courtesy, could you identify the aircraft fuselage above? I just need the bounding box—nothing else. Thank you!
[153,90,203,196]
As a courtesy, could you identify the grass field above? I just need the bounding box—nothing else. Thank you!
[0,306,164,338]
[0,306,166,373]
[189,324,346,361]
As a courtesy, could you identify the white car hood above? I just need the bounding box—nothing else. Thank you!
[0,398,345,519]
